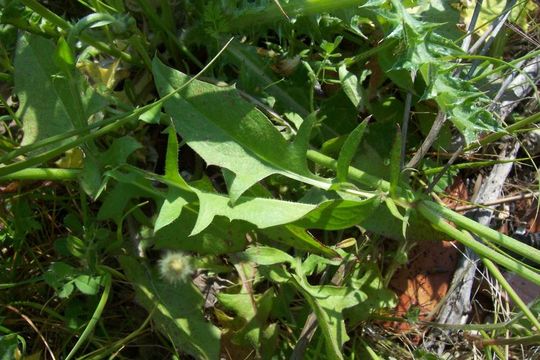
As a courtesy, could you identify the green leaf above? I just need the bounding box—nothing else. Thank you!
[257,225,338,257]
[154,212,250,254]
[336,119,368,183]
[190,189,318,235]
[43,262,77,298]
[164,125,189,185]
[0,334,20,360]
[290,273,366,360]
[119,256,221,360]
[139,102,162,124]
[321,36,343,55]
[101,136,142,167]
[73,275,102,295]
[155,127,190,231]
[217,288,275,348]
[152,58,330,203]
[293,197,381,230]
[55,37,75,72]
[381,1,463,72]
[14,34,107,148]
[242,246,295,266]
[338,64,362,108]
[384,197,405,221]
[64,235,86,258]
[422,71,501,144]
[155,188,188,232]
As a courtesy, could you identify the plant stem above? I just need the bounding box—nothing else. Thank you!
[466,112,540,151]
[422,157,530,175]
[417,201,540,286]
[482,258,540,329]
[0,168,80,182]
[64,273,111,360]
[420,200,540,263]
[306,149,389,191]
[0,38,234,177]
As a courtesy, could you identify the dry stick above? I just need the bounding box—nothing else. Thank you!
[406,111,446,169]
[425,1,534,352]
[426,143,464,193]
[406,0,484,171]
[426,142,522,356]
[5,305,56,360]
[408,0,516,172]
[460,0,484,53]
[454,191,536,212]
[466,0,516,78]
[468,0,516,55]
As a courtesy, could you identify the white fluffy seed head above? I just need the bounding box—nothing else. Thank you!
[158,251,193,284]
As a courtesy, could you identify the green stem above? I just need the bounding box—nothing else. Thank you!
[77,307,154,360]
[0,168,80,182]
[64,273,111,360]
[0,276,43,289]
[471,49,540,83]
[482,258,540,330]
[479,334,540,347]
[0,114,136,177]
[416,201,540,286]
[422,157,531,175]
[466,112,540,151]
[420,200,540,264]
[0,110,125,164]
[307,149,389,191]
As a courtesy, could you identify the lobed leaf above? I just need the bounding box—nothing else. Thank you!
[152,58,330,203]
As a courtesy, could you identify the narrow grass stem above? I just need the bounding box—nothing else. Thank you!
[477,334,540,347]
[482,258,540,329]
[422,157,531,175]
[64,273,111,360]
[471,49,540,83]
[0,114,136,177]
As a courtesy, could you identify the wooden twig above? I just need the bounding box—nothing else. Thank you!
[406,111,447,169]
[455,192,537,212]
[5,305,57,360]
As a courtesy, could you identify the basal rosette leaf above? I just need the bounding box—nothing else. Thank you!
[152,58,330,203]
[14,34,107,149]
